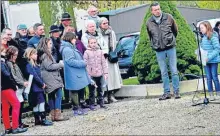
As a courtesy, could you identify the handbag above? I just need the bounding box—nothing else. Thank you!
[108,35,118,63]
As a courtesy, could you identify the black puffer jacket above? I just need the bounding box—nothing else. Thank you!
[1,57,17,91]
[13,32,30,79]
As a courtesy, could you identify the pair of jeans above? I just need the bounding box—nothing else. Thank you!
[1,89,20,129]
[204,63,220,92]
[88,76,103,105]
[156,47,180,94]
[48,88,63,110]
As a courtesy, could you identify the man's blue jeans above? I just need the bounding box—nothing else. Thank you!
[204,63,220,93]
[156,47,180,94]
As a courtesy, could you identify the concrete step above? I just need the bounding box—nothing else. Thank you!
[115,77,214,98]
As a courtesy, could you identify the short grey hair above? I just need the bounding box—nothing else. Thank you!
[85,20,96,29]
[98,17,108,26]
[87,5,97,13]
[33,23,43,31]
[1,28,11,35]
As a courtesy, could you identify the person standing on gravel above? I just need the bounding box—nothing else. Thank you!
[146,2,181,100]
[199,21,220,101]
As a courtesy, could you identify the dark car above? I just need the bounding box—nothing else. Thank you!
[115,32,140,79]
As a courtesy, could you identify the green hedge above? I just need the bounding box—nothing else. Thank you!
[38,1,77,36]
[132,1,200,84]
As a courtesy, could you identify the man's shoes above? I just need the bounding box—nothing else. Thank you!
[159,93,171,101]
[174,91,181,99]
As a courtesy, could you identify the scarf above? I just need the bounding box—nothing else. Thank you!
[100,26,113,51]
[85,30,99,37]
[153,13,162,24]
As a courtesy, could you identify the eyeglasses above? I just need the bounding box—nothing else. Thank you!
[7,34,12,36]
[20,29,27,31]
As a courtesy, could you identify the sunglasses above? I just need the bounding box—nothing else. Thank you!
[7,34,12,36]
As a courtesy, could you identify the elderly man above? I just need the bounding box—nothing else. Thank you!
[87,6,100,29]
[59,12,72,37]
[27,23,45,48]
[81,20,103,48]
[146,2,180,100]
[13,24,30,78]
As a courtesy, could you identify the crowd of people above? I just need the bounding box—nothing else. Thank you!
[1,2,220,136]
[1,5,122,135]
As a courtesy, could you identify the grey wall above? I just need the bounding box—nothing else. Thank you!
[178,6,220,24]
[109,6,148,40]
[108,5,220,40]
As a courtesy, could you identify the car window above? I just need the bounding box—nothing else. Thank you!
[116,36,136,52]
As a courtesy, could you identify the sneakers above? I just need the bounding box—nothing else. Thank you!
[215,92,220,100]
[89,105,97,111]
[159,93,171,101]
[80,101,90,109]
[5,128,12,134]
[174,91,181,99]
[209,92,215,101]
[41,119,53,126]
[12,127,28,134]
[73,108,88,116]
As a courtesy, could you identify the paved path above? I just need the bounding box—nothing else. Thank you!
[10,96,220,135]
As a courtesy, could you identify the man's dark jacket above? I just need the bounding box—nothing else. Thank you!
[146,13,178,52]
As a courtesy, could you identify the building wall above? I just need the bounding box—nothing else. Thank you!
[109,5,220,40]
[3,1,41,36]
[109,6,148,40]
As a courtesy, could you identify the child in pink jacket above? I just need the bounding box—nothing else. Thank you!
[83,37,108,109]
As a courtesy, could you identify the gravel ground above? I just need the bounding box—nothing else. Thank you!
[3,95,220,135]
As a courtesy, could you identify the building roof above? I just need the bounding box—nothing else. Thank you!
[99,4,149,16]
[99,4,220,16]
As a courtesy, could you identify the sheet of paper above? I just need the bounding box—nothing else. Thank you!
[24,74,33,94]
[195,48,208,66]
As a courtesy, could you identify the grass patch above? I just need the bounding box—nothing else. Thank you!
[123,77,139,85]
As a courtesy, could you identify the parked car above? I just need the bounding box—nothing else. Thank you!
[115,32,140,79]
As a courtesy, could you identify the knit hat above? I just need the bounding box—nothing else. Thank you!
[17,24,27,30]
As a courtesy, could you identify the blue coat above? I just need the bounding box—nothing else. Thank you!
[27,35,41,48]
[60,41,91,91]
[201,32,220,63]
[26,63,45,106]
